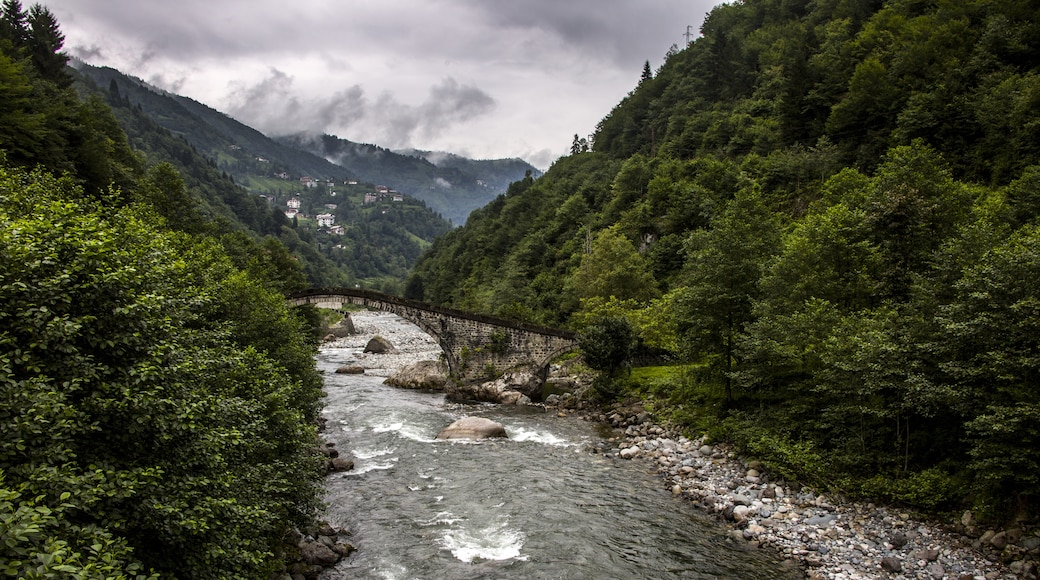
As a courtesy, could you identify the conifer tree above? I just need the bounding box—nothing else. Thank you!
[26,3,69,86]
[0,0,28,52]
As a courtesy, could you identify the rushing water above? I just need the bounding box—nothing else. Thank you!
[316,312,800,580]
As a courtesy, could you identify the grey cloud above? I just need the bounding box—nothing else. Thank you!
[463,0,702,68]
[148,72,187,95]
[359,78,496,148]
[69,42,104,62]
[223,70,495,150]
[417,78,496,139]
[223,69,366,136]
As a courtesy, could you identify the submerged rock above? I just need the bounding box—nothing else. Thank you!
[436,416,507,440]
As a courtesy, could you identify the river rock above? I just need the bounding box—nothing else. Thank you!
[298,539,340,566]
[732,505,751,522]
[328,457,354,472]
[335,365,365,374]
[384,360,449,390]
[436,416,507,440]
[363,335,397,354]
[915,548,940,561]
[327,315,356,337]
[448,366,543,404]
[620,445,641,459]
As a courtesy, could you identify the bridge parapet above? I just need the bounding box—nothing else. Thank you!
[289,288,577,391]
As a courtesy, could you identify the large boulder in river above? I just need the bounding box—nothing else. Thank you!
[436,417,507,440]
[363,335,397,354]
[328,315,356,337]
[385,360,448,390]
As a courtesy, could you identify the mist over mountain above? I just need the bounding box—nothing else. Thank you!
[280,134,539,225]
[74,62,537,226]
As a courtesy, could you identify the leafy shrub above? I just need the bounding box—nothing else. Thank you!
[858,469,961,512]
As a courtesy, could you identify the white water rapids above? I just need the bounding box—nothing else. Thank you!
[315,311,799,579]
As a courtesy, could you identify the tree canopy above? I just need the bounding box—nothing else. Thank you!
[0,4,328,576]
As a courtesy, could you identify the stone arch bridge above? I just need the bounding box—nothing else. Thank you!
[288,288,577,389]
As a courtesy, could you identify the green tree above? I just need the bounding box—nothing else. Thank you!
[676,187,780,401]
[578,315,638,400]
[640,60,653,84]
[26,3,69,87]
[568,224,659,305]
[938,224,1040,509]
[0,163,323,578]
[0,0,28,52]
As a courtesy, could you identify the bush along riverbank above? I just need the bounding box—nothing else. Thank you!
[554,395,1035,579]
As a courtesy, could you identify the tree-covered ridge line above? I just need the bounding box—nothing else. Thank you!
[408,0,1040,520]
[281,133,541,227]
[1,2,328,576]
[70,62,540,229]
[72,62,455,292]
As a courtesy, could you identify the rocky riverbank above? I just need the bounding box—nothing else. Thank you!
[575,402,1036,580]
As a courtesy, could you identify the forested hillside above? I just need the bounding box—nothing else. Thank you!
[1,2,326,576]
[73,63,453,290]
[72,63,538,228]
[282,133,539,225]
[409,0,1040,520]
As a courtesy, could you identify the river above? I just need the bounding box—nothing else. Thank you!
[316,311,800,579]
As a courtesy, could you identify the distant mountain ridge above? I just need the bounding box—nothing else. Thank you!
[280,134,540,225]
[73,62,537,225]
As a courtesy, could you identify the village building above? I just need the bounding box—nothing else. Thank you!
[316,213,335,228]
[286,197,301,209]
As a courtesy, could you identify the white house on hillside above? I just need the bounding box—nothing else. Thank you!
[316,213,335,228]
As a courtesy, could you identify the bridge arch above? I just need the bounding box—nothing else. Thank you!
[288,288,578,392]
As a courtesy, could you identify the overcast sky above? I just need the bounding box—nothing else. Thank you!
[47,0,719,169]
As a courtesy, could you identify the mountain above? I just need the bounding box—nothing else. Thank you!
[73,62,537,226]
[406,0,1040,519]
[73,63,358,187]
[73,62,452,290]
[281,135,540,226]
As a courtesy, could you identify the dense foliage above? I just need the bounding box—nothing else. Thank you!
[1,3,326,576]
[409,0,1040,519]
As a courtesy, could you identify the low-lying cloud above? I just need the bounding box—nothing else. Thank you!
[224,70,495,148]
